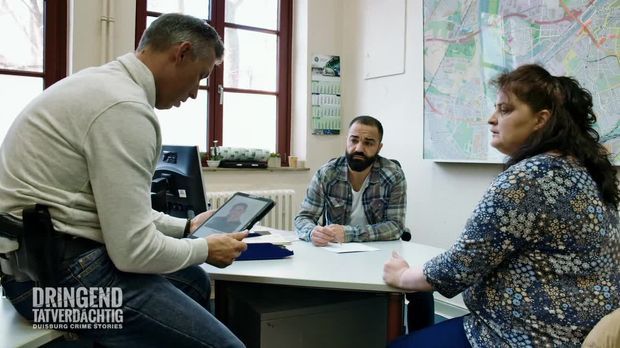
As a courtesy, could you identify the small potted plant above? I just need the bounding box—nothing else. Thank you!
[268,152,281,168]
[207,140,222,168]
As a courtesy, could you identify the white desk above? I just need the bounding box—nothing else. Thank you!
[202,240,445,341]
[1,296,64,348]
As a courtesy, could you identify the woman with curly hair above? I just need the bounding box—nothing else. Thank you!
[384,64,619,347]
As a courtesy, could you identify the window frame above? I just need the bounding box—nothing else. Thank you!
[135,0,292,164]
[0,0,68,89]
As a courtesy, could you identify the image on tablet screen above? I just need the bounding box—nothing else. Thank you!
[193,193,272,237]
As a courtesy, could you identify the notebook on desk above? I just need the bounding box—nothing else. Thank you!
[236,243,294,261]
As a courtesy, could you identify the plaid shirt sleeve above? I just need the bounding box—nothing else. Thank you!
[294,169,325,241]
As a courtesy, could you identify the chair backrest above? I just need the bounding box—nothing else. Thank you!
[388,159,411,241]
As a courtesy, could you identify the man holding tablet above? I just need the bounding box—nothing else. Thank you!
[0,14,246,347]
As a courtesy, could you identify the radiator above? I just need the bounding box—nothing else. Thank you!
[205,190,295,231]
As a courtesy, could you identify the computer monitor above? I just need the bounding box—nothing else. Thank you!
[151,145,207,219]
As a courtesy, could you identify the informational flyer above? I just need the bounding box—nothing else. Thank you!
[311,54,341,135]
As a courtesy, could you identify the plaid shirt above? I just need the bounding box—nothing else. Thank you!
[294,156,410,242]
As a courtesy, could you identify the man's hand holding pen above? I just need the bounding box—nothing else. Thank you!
[310,224,345,246]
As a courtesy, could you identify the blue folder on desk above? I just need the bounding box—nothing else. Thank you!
[237,243,294,261]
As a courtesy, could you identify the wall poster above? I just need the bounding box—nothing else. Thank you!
[311,54,341,135]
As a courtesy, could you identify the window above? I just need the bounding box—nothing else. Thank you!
[0,0,67,143]
[135,0,292,160]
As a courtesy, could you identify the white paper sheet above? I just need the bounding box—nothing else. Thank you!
[322,242,380,253]
[248,226,300,245]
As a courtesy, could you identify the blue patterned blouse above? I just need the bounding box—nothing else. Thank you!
[424,154,620,347]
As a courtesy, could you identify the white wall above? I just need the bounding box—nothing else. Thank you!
[67,0,506,249]
[292,0,346,167]
[290,0,504,248]
[339,0,505,248]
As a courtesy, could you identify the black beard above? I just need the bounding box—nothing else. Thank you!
[346,151,377,172]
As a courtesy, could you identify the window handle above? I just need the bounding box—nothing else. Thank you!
[218,85,224,105]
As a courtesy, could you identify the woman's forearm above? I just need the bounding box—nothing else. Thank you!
[399,266,434,292]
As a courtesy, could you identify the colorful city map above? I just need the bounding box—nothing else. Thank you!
[423,0,619,163]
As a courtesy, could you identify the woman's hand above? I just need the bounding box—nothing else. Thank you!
[384,251,434,292]
[383,251,410,288]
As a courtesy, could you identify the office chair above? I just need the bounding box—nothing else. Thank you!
[582,308,620,347]
[388,159,412,241]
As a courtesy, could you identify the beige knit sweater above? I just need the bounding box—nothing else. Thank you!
[0,53,208,273]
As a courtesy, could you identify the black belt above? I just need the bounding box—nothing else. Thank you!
[0,213,101,263]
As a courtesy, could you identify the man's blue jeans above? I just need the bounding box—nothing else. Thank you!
[1,246,244,348]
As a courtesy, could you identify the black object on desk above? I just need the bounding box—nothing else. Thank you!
[219,160,268,168]
[237,243,293,261]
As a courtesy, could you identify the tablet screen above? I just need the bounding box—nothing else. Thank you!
[192,192,274,237]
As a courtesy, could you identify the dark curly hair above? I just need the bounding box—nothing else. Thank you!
[349,115,383,141]
[492,64,618,208]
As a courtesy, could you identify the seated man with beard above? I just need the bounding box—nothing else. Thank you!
[294,115,434,332]
[295,115,408,245]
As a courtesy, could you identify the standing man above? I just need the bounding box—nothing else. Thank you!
[294,115,434,331]
[0,14,246,347]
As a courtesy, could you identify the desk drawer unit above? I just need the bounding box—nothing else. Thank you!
[224,283,388,348]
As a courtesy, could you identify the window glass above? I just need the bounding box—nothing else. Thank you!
[222,92,276,152]
[141,0,290,152]
[147,0,210,19]
[146,15,156,28]
[225,0,278,30]
[0,75,42,142]
[0,0,44,72]
[156,90,208,151]
[223,28,277,92]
